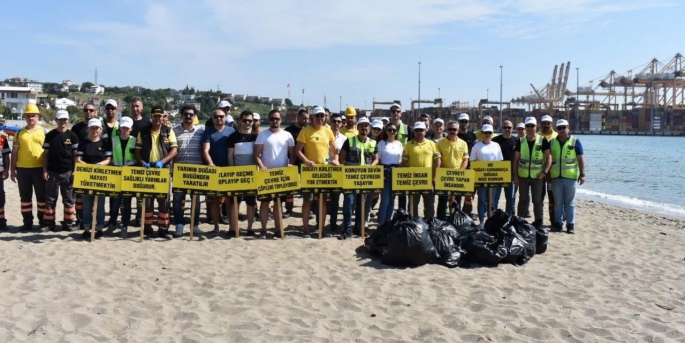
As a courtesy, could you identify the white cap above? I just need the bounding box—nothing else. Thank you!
[556,119,569,127]
[56,110,69,120]
[541,115,553,122]
[524,117,537,125]
[357,117,370,125]
[105,99,117,108]
[312,106,325,115]
[481,124,494,133]
[483,116,493,124]
[390,103,402,111]
[119,116,133,128]
[458,113,469,121]
[226,115,234,124]
[413,122,427,130]
[87,118,102,128]
[382,117,389,122]
[253,113,260,120]
[516,122,525,129]
[218,100,232,108]
[433,118,444,125]
[371,119,384,129]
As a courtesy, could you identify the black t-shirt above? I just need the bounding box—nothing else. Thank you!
[285,124,304,165]
[103,121,116,140]
[515,137,551,152]
[43,129,80,173]
[77,139,112,164]
[131,117,150,139]
[71,122,89,142]
[226,131,258,165]
[492,135,518,162]
[457,130,477,150]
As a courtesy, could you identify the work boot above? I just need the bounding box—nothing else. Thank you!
[158,228,173,240]
[337,229,353,240]
[566,224,575,234]
[550,222,563,232]
[120,227,129,238]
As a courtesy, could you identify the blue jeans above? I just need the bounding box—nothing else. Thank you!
[343,193,373,230]
[81,195,105,229]
[378,180,395,226]
[329,192,341,228]
[109,196,132,227]
[173,193,201,227]
[477,187,501,223]
[493,182,516,216]
[551,178,577,226]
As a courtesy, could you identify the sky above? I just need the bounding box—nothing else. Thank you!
[1,0,683,111]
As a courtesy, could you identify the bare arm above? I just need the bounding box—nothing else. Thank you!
[371,153,379,166]
[202,143,214,166]
[227,147,235,166]
[338,150,347,166]
[329,141,339,165]
[135,148,144,166]
[460,158,468,170]
[295,141,314,167]
[577,155,586,185]
[2,153,9,180]
[161,147,177,165]
[539,150,551,179]
[10,147,18,183]
[253,144,266,170]
[76,155,85,164]
[287,146,296,166]
[97,157,111,166]
[42,149,50,181]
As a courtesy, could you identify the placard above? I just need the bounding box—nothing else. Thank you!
[256,166,300,200]
[392,167,433,195]
[120,166,171,198]
[342,165,384,194]
[217,165,258,196]
[300,165,344,193]
[172,163,219,195]
[73,164,122,196]
[434,168,475,195]
[470,161,512,186]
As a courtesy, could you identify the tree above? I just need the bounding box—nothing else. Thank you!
[285,98,294,107]
[40,107,56,124]
[66,105,83,118]
[80,82,94,93]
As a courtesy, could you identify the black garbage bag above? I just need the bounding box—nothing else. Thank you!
[448,209,477,239]
[461,230,507,266]
[365,209,412,257]
[534,226,549,254]
[501,217,537,265]
[509,216,537,253]
[483,209,511,240]
[391,208,413,223]
[382,217,438,267]
[426,218,462,268]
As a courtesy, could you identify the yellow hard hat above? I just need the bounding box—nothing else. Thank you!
[24,103,40,114]
[345,106,357,117]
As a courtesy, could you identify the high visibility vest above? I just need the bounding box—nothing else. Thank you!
[549,136,579,179]
[397,122,409,145]
[101,119,119,140]
[0,135,8,172]
[518,135,544,178]
[345,135,376,166]
[112,136,137,166]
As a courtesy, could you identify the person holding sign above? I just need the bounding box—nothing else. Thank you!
[283,108,309,218]
[492,120,518,216]
[401,121,441,219]
[376,123,403,226]
[457,113,478,219]
[254,109,296,238]
[202,108,235,236]
[42,110,80,232]
[513,117,551,229]
[71,103,99,229]
[340,106,358,138]
[0,127,10,231]
[549,119,585,234]
[107,117,137,238]
[538,115,558,228]
[76,119,112,239]
[470,124,503,228]
[338,117,378,240]
[328,113,348,233]
[435,121,469,221]
[135,106,178,240]
[389,103,410,212]
[101,99,119,141]
[171,105,204,238]
[227,110,258,237]
[295,106,339,238]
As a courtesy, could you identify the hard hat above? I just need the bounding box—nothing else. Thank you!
[345,106,357,117]
[24,103,40,114]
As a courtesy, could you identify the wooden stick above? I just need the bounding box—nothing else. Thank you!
[189,194,197,241]
[488,187,493,218]
[276,198,284,239]
[409,195,414,217]
[139,198,146,243]
[90,196,98,242]
[233,196,240,238]
[361,193,366,239]
[318,195,324,239]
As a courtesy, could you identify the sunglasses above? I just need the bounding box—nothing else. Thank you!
[214,115,225,119]
[414,129,425,132]
[557,126,568,130]
[84,109,95,113]
[183,112,195,117]
[268,117,281,121]
[386,129,397,133]
[105,106,116,110]
[525,124,536,128]
[483,132,493,135]
[315,114,325,118]
[502,126,512,129]
[372,127,382,131]
[242,119,253,124]
[459,120,469,123]
[447,128,458,132]
[331,120,342,124]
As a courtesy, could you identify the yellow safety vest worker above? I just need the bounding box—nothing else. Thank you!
[518,135,544,178]
[549,136,579,179]
[345,135,376,166]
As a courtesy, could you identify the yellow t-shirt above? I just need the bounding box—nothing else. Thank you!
[297,125,335,164]
[14,127,46,168]
[340,126,358,138]
[538,130,557,141]
[402,139,440,168]
[436,137,469,169]
[136,129,178,163]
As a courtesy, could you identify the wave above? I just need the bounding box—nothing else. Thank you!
[577,189,685,219]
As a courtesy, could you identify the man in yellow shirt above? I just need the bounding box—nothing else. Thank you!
[11,103,47,231]
[295,106,339,238]
[436,120,469,220]
[538,114,557,225]
[402,122,441,219]
[340,106,358,137]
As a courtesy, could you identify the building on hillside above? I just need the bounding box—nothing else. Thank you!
[272,98,285,106]
[68,84,80,92]
[62,80,74,86]
[185,102,201,112]
[90,85,105,94]
[234,94,246,101]
[259,96,272,103]
[25,81,43,93]
[0,86,38,113]
[89,96,101,112]
[55,98,77,110]
[245,95,259,103]
[180,93,195,101]
[54,84,69,92]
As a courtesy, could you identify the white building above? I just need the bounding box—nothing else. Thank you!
[0,86,38,113]
[25,81,43,93]
[55,98,77,110]
[90,85,105,94]
[180,93,195,101]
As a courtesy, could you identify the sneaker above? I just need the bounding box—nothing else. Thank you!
[193,226,201,235]
[95,229,104,240]
[158,228,173,240]
[174,224,184,238]
[567,224,575,234]
[0,223,8,231]
[225,230,236,239]
[550,222,563,232]
[211,227,220,236]
[105,223,117,236]
[220,215,230,225]
[40,226,52,232]
[337,230,352,240]
[144,227,154,240]
[309,213,315,220]
[21,223,33,231]
[302,233,312,239]
[120,227,129,238]
[283,210,292,219]
[246,229,256,237]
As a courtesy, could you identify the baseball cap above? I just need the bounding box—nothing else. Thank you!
[556,119,569,127]
[313,107,325,115]
[458,113,469,121]
[218,100,232,108]
[357,117,370,125]
[119,116,133,128]
[105,99,117,108]
[371,119,384,129]
[482,124,494,133]
[382,117,389,122]
[56,110,69,120]
[483,116,493,124]
[151,106,164,115]
[524,117,537,125]
[389,103,402,111]
[541,115,553,122]
[433,118,444,125]
[413,122,427,130]
[226,115,234,124]
[516,122,525,129]
[253,113,260,120]
[87,118,102,128]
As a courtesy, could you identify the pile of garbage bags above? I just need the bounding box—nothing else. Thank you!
[364,209,549,268]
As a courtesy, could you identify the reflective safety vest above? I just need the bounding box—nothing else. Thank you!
[112,136,137,166]
[345,135,376,166]
[518,135,544,178]
[397,122,409,145]
[0,135,8,172]
[101,118,119,140]
[549,136,579,179]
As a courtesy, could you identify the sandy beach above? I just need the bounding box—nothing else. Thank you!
[0,185,683,343]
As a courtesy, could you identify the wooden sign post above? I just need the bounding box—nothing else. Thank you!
[72,165,122,242]
[120,166,171,243]
[342,165,384,238]
[256,166,300,239]
[172,163,219,240]
[470,161,511,218]
[300,165,344,239]
[392,167,433,218]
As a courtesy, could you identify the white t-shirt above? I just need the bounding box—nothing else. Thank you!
[330,132,347,159]
[255,129,295,169]
[470,141,503,162]
[376,140,403,165]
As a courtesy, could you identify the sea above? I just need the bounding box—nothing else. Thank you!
[570,135,685,219]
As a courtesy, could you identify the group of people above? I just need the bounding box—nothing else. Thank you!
[0,98,585,241]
